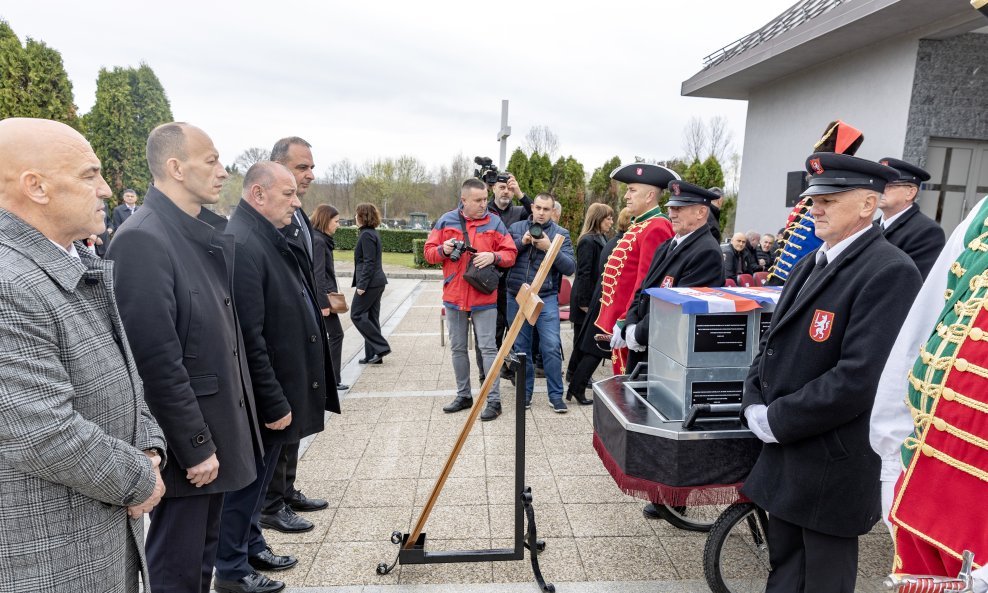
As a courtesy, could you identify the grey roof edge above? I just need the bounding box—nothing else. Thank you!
[682,0,981,100]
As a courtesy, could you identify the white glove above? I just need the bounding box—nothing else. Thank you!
[972,568,988,593]
[609,323,626,349]
[880,479,896,535]
[626,325,646,352]
[744,405,778,444]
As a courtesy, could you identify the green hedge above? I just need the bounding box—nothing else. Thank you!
[333,227,430,253]
[413,238,441,269]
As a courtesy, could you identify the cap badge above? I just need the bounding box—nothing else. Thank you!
[671,182,681,196]
[810,158,824,175]
[636,167,643,176]
[880,160,889,166]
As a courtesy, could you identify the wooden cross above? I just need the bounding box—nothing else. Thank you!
[406,234,565,548]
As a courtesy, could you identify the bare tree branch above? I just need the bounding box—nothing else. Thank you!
[524,125,559,157]
[682,117,707,163]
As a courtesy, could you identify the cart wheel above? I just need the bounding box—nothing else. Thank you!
[657,504,728,533]
[376,563,389,575]
[702,502,770,593]
[390,531,403,544]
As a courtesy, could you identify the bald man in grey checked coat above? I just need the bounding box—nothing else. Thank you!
[0,118,166,593]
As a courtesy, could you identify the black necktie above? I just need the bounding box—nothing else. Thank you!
[797,251,828,298]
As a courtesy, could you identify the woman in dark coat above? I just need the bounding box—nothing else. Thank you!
[312,204,347,390]
[351,203,390,364]
[565,203,613,392]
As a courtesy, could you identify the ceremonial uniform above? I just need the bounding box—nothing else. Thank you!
[875,158,945,279]
[589,163,677,374]
[622,181,725,372]
[742,153,922,593]
[872,195,988,584]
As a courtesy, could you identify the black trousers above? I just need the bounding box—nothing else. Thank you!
[351,285,389,358]
[146,492,224,593]
[766,514,859,593]
[262,441,299,515]
[567,348,605,398]
[567,320,584,378]
[325,312,344,384]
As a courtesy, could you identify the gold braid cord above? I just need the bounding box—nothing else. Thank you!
[599,221,647,308]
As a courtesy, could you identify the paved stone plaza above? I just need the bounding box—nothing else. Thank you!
[261,272,894,593]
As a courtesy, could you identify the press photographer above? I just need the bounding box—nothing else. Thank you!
[505,194,575,414]
[424,178,518,419]
[475,156,534,365]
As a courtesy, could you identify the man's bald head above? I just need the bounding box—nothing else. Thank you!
[145,122,228,216]
[242,161,299,228]
[0,118,111,247]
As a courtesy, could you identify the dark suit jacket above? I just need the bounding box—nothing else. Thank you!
[352,226,387,290]
[312,229,339,308]
[107,186,262,497]
[706,205,722,243]
[572,233,607,325]
[724,245,761,279]
[624,228,725,346]
[111,204,137,230]
[226,200,340,446]
[740,226,922,537]
[878,204,946,279]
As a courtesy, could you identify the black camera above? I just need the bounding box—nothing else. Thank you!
[448,240,477,262]
[529,222,544,240]
[474,156,510,186]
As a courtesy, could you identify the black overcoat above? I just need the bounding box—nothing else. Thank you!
[572,233,607,326]
[107,187,262,497]
[574,234,622,356]
[624,228,725,346]
[226,200,340,446]
[740,226,922,537]
[877,204,946,279]
[311,229,339,308]
[352,226,388,290]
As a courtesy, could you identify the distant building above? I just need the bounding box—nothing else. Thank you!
[683,0,988,236]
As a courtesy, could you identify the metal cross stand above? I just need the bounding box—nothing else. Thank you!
[377,235,564,593]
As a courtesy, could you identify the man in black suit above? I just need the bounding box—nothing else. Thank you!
[706,186,723,243]
[741,153,922,593]
[111,188,139,230]
[876,157,945,279]
[214,161,340,593]
[619,180,725,374]
[258,136,331,536]
[107,123,263,593]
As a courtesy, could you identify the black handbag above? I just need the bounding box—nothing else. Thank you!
[458,214,500,295]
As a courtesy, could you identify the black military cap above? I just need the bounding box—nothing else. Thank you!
[800,152,899,197]
[879,157,931,186]
[666,180,719,207]
[610,163,679,189]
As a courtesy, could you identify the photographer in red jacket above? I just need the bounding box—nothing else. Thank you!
[425,178,518,416]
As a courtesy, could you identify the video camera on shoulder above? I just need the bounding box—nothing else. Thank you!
[474,156,510,186]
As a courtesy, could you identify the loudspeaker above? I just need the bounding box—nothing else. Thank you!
[785,171,808,207]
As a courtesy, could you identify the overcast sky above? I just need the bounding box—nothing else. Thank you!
[4,0,797,177]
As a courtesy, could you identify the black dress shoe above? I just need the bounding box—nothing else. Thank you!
[364,353,384,364]
[287,490,329,512]
[248,546,297,572]
[642,503,663,520]
[259,505,314,533]
[214,570,285,593]
[442,395,473,413]
[336,383,350,391]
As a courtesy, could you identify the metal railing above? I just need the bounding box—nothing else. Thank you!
[702,0,849,69]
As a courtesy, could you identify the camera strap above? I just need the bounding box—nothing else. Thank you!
[457,212,474,251]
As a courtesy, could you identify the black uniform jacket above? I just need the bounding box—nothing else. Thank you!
[107,187,262,497]
[226,200,341,446]
[740,226,922,537]
[624,228,725,346]
[574,234,622,357]
[877,204,946,279]
[572,233,607,326]
[352,227,388,291]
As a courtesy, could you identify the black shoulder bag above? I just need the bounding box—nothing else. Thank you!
[458,213,500,295]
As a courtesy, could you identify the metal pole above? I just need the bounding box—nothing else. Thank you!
[498,99,511,170]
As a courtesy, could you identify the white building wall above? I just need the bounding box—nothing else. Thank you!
[735,36,919,236]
